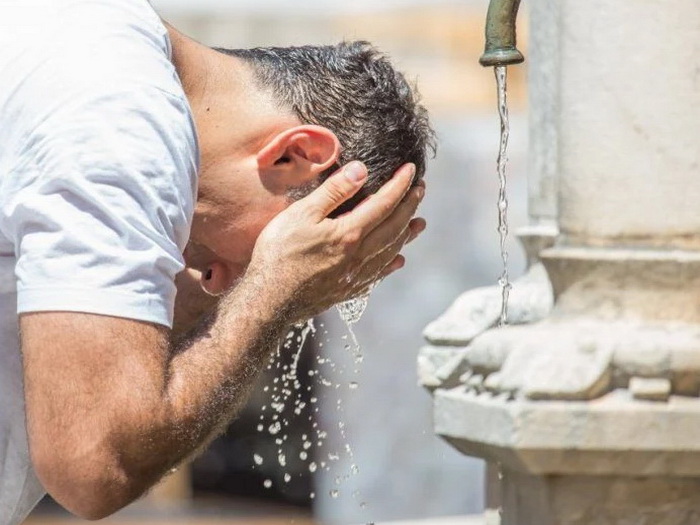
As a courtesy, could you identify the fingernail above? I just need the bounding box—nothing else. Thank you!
[344,161,367,183]
[416,187,425,199]
[205,269,213,280]
[407,163,416,178]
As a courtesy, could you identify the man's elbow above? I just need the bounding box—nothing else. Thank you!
[32,444,146,520]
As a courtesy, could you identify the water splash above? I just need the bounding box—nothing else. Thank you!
[253,289,371,504]
[336,293,370,326]
[336,279,381,326]
[494,65,512,326]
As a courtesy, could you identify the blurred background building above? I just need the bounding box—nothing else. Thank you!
[25,0,529,523]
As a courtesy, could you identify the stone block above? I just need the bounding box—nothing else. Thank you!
[434,388,700,477]
[630,377,672,402]
[500,470,700,525]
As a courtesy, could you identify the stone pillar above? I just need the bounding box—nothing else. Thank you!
[422,0,700,523]
[556,0,700,248]
[525,0,559,230]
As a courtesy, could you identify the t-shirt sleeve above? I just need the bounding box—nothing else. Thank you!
[1,84,198,328]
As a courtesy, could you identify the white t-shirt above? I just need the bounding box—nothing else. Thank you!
[0,1,198,522]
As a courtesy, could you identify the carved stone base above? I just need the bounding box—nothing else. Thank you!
[500,471,700,525]
[435,389,700,524]
[435,388,700,477]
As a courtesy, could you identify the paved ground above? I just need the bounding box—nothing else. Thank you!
[25,515,485,525]
[24,496,316,525]
[24,517,484,525]
[24,518,316,525]
[392,516,487,525]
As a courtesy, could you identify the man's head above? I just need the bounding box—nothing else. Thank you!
[179,36,435,293]
[216,42,434,216]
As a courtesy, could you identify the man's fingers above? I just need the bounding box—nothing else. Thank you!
[340,163,416,235]
[348,225,410,291]
[302,161,368,220]
[347,253,405,300]
[405,217,426,246]
[379,254,405,279]
[358,185,424,257]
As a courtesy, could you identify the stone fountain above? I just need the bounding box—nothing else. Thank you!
[419,0,700,523]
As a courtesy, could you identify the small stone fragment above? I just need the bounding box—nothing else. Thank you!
[629,377,671,402]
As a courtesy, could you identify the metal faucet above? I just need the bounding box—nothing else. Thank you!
[479,0,525,67]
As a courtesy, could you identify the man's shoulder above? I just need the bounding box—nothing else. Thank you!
[45,0,180,96]
[2,0,182,100]
[0,0,194,167]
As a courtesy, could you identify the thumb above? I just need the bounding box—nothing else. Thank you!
[304,161,368,219]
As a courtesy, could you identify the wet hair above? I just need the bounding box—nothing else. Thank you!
[215,41,435,216]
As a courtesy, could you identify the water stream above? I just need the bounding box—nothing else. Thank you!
[337,280,382,367]
[494,65,512,327]
[493,66,512,525]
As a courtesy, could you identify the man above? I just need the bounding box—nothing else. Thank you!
[0,0,433,522]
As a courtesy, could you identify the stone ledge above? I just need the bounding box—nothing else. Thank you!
[377,516,487,525]
[435,387,700,476]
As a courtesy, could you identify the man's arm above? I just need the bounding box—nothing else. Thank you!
[20,162,424,520]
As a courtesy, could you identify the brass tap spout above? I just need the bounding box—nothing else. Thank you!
[479,0,525,67]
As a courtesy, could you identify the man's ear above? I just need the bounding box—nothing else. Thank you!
[257,125,341,185]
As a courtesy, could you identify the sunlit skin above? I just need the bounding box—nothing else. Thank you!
[19,23,426,521]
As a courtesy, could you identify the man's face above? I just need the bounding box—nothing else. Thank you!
[184,88,338,295]
[186,155,291,294]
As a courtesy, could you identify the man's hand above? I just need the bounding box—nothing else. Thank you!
[20,160,425,520]
[249,161,425,323]
[173,161,424,331]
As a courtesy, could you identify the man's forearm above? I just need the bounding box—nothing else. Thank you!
[120,269,291,495]
[21,270,293,520]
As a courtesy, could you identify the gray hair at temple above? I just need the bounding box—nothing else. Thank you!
[215,41,436,216]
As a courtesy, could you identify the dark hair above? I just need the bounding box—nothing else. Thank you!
[215,41,435,216]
